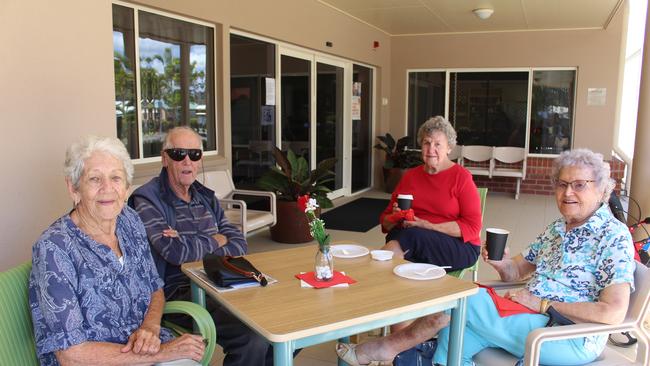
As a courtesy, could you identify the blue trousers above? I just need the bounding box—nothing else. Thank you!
[432,289,600,366]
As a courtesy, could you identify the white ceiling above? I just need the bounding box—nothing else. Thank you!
[318,0,625,36]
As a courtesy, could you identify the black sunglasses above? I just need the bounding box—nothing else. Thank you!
[164,148,203,162]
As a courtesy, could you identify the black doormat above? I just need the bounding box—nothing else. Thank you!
[320,198,390,232]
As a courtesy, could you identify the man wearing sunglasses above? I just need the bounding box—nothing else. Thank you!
[129,126,275,366]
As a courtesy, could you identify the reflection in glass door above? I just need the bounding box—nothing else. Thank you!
[230,34,276,189]
[280,54,311,162]
[316,62,344,192]
[352,64,373,192]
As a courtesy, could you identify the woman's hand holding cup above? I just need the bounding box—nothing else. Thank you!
[397,194,413,210]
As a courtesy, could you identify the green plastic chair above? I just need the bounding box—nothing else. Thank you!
[0,262,216,366]
[448,187,487,281]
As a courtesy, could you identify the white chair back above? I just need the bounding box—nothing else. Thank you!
[461,145,493,163]
[202,170,235,199]
[492,147,526,165]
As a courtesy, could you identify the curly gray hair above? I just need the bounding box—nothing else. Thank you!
[417,116,457,149]
[551,149,614,201]
[64,136,133,189]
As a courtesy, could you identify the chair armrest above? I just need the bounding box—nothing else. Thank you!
[232,190,276,226]
[218,198,247,232]
[479,280,528,290]
[164,301,216,366]
[522,321,636,366]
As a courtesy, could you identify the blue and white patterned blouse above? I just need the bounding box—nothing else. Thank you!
[522,203,635,354]
[29,206,174,366]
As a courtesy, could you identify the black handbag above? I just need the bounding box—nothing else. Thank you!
[203,254,268,287]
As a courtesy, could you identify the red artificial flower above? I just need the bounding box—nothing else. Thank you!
[297,194,310,212]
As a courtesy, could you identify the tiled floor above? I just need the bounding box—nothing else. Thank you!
[209,190,642,365]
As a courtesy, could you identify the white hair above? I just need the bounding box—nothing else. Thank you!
[551,148,614,200]
[64,136,133,189]
[162,126,203,151]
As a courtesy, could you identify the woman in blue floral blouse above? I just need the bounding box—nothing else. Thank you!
[29,136,206,366]
[337,148,635,366]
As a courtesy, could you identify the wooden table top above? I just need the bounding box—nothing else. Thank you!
[182,245,478,342]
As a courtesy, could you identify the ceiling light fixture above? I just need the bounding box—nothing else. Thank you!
[473,8,494,20]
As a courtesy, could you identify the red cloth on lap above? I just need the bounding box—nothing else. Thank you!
[478,284,539,317]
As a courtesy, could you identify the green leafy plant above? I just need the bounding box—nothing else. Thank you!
[374,133,422,169]
[257,147,337,208]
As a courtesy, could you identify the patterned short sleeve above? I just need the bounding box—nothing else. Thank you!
[29,240,88,356]
[594,224,635,293]
[522,224,553,265]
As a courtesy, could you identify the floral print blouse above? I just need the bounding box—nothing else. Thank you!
[523,203,635,354]
[29,206,174,366]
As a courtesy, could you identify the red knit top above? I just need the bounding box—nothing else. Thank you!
[379,164,482,246]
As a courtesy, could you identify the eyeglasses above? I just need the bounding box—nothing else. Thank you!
[164,148,202,162]
[553,179,596,192]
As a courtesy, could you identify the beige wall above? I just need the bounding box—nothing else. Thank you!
[390,9,625,158]
[1,0,116,270]
[0,0,391,270]
[0,0,625,271]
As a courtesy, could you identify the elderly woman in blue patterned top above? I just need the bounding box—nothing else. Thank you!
[29,136,205,366]
[337,148,635,366]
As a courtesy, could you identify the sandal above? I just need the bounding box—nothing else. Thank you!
[335,343,392,366]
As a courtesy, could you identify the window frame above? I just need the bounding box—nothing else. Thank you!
[113,0,219,163]
[405,67,577,157]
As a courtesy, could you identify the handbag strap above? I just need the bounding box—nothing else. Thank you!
[222,257,268,286]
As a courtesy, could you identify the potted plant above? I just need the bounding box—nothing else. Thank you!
[257,147,337,243]
[374,133,422,193]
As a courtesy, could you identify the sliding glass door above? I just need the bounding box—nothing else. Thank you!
[226,38,376,198]
[280,51,312,163]
[316,58,347,196]
[352,64,373,192]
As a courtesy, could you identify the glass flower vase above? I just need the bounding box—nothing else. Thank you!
[314,246,334,281]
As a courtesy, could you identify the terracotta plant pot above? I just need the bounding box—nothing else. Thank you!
[270,200,316,244]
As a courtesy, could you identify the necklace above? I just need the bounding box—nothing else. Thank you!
[72,210,120,254]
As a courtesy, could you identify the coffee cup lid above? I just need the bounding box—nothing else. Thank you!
[397,194,413,200]
[486,228,509,234]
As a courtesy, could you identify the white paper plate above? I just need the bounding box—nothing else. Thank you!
[331,244,370,258]
[393,263,446,280]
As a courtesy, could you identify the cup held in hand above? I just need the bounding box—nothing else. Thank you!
[486,228,509,260]
[397,194,413,210]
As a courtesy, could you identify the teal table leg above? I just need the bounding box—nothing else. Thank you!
[273,341,293,366]
[337,336,350,366]
[191,282,206,308]
[447,297,468,366]
[190,282,207,334]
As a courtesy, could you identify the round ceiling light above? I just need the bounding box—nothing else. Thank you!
[473,8,494,20]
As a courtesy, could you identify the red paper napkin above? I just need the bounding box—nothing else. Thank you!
[478,284,538,317]
[295,271,357,289]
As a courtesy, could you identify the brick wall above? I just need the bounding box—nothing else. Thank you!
[466,156,626,196]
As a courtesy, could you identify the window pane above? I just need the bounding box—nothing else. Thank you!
[450,72,528,147]
[407,72,445,146]
[230,34,276,188]
[529,70,576,154]
[137,10,215,158]
[351,64,373,192]
[112,4,139,158]
[316,62,344,191]
[280,55,311,164]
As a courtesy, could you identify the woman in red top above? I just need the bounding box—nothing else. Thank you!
[379,116,482,272]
